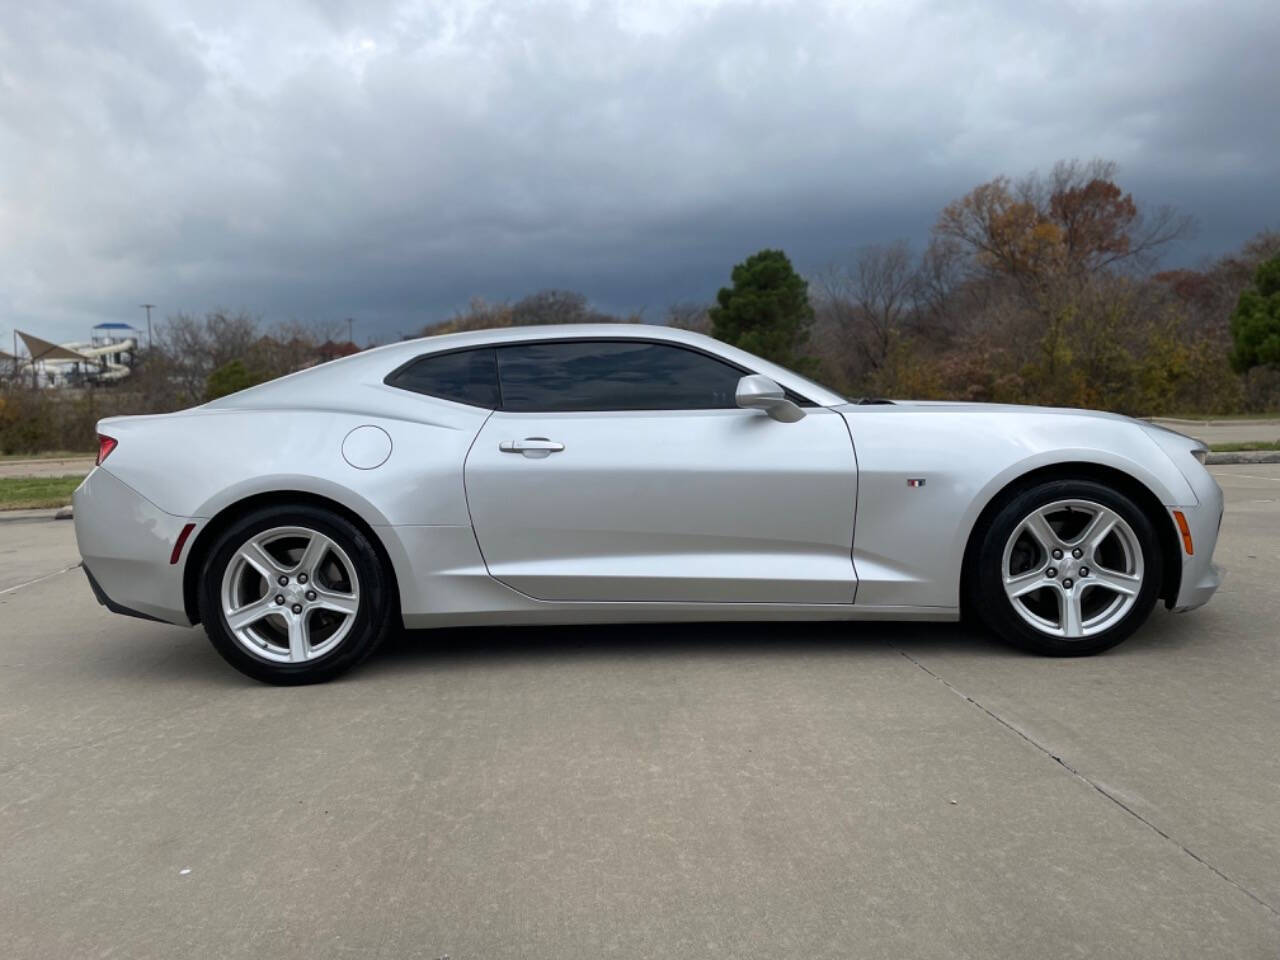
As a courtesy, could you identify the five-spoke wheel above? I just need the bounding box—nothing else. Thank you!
[975,480,1162,656]
[199,505,395,684]
[1001,500,1144,639]
[220,526,362,664]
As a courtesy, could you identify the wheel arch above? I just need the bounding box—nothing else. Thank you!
[959,461,1182,617]
[182,490,402,625]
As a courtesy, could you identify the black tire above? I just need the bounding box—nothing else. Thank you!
[972,479,1163,657]
[198,504,395,684]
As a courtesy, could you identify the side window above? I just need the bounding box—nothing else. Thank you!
[385,348,499,408]
[495,340,744,412]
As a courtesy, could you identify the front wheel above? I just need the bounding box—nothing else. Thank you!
[198,505,395,684]
[973,480,1163,656]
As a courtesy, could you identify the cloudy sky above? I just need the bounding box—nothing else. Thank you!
[2,0,1277,345]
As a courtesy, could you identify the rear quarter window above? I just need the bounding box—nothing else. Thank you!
[385,348,500,408]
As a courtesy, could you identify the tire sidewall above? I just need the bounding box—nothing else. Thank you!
[198,505,392,684]
[976,479,1163,656]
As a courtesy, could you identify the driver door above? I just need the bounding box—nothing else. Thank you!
[463,339,857,604]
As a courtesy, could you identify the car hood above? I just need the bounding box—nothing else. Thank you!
[838,399,1135,424]
[839,400,1207,450]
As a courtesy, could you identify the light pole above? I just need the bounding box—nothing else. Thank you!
[140,304,155,349]
[346,317,355,345]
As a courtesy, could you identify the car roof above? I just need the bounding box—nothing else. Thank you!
[382,323,754,358]
[396,324,844,405]
[207,323,846,409]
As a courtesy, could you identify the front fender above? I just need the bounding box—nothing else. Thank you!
[845,408,1194,608]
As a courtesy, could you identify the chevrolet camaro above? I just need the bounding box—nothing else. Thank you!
[73,324,1223,684]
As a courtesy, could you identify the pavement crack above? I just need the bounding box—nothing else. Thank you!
[0,562,81,595]
[0,722,143,779]
[890,642,1280,919]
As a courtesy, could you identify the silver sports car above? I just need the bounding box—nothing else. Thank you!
[73,324,1223,684]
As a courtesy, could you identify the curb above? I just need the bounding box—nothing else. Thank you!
[1205,451,1280,465]
[0,506,70,523]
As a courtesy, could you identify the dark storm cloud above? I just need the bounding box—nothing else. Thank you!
[2,0,1278,342]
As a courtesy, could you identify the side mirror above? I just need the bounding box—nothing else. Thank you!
[735,374,805,423]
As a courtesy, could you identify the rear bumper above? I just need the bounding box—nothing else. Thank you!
[82,564,168,622]
[73,467,197,625]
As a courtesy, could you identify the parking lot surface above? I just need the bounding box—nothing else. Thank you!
[2,466,1278,958]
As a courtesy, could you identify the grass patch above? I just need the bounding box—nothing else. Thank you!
[1209,441,1280,453]
[0,475,84,510]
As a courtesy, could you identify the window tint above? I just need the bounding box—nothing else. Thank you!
[495,340,744,412]
[386,348,499,408]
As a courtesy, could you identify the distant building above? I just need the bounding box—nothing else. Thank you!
[15,324,140,387]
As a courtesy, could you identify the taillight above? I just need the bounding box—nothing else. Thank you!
[96,434,118,466]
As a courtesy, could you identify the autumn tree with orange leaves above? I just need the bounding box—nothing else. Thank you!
[922,160,1196,402]
[934,159,1191,288]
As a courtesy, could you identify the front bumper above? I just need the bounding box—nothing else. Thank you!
[1172,559,1223,613]
[1168,463,1225,613]
[73,467,198,625]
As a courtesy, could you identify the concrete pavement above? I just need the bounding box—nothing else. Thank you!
[1,467,1277,958]
[0,510,79,591]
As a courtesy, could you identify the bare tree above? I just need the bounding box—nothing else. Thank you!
[666,302,711,333]
[418,289,640,339]
[815,241,919,375]
[153,310,259,405]
[510,289,620,326]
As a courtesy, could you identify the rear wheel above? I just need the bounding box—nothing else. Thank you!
[973,480,1162,656]
[198,505,394,684]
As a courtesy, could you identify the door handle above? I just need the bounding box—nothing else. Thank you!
[499,438,565,458]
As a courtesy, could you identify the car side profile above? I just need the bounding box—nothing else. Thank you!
[73,324,1224,684]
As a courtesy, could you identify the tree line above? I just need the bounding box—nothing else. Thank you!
[793,159,1280,414]
[425,159,1280,415]
[2,157,1278,454]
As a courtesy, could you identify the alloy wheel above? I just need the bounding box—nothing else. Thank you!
[1001,499,1144,639]
[219,525,361,663]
